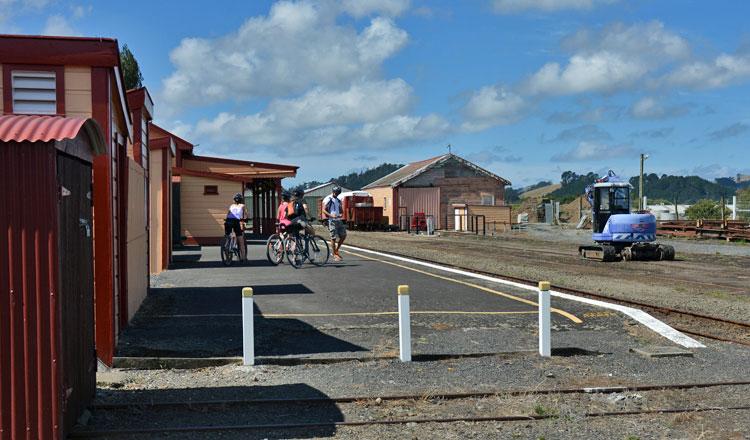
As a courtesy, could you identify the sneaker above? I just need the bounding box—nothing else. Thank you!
[333,254,342,262]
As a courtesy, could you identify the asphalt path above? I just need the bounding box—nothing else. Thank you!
[117,243,651,360]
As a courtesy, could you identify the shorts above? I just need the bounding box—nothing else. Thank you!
[328,219,347,240]
[290,218,314,236]
[224,218,242,236]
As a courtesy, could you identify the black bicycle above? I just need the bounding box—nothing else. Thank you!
[286,221,330,268]
[221,220,247,266]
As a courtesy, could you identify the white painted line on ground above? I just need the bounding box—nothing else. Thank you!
[342,245,705,349]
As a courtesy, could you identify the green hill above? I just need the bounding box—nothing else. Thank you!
[289,163,403,193]
[548,171,740,204]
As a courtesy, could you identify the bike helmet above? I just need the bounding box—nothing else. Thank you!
[281,190,291,201]
[233,193,243,203]
[293,189,304,199]
[332,186,342,196]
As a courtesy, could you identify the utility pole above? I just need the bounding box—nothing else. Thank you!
[639,153,648,211]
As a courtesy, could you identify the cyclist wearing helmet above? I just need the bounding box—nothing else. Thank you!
[322,185,347,261]
[226,193,248,262]
[287,189,314,236]
[277,190,292,233]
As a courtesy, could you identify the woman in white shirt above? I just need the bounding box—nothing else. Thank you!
[225,193,249,262]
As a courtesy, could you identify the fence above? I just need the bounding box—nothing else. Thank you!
[731,195,750,221]
[442,214,487,235]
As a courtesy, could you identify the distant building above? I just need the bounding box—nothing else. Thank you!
[363,153,511,229]
[303,182,351,219]
[737,174,750,184]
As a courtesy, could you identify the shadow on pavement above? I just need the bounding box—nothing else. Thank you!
[117,286,366,358]
[79,384,342,439]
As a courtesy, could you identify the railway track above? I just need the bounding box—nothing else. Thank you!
[71,382,750,438]
[423,239,749,295]
[343,245,750,346]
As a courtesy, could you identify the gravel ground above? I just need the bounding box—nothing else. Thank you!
[81,383,750,439]
[522,224,750,257]
[77,238,750,439]
[338,229,750,325]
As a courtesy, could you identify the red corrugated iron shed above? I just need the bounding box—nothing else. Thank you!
[0,114,89,142]
[1,115,104,440]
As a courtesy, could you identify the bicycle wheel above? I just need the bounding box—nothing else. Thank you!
[286,236,305,269]
[265,234,284,265]
[220,236,234,266]
[307,235,330,266]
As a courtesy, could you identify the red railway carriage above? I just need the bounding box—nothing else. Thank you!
[318,191,386,230]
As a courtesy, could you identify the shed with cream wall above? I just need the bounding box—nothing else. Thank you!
[180,175,243,242]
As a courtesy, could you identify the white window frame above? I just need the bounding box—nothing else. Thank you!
[480,192,495,206]
[11,70,57,115]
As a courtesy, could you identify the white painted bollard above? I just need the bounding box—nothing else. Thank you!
[242,287,255,366]
[538,281,551,357]
[398,285,412,362]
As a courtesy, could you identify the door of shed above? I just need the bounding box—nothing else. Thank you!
[398,187,441,229]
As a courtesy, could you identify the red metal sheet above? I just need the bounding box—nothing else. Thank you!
[0,115,87,143]
[1,141,61,439]
[398,187,441,229]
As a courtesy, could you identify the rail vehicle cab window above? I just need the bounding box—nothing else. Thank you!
[597,188,610,211]
[612,187,630,211]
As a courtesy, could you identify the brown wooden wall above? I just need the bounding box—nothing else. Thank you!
[180,175,242,242]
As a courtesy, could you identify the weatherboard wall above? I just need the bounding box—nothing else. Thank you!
[180,174,243,244]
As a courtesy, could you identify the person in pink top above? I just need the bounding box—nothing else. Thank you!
[277,191,292,234]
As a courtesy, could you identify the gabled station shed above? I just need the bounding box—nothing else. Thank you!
[363,153,512,229]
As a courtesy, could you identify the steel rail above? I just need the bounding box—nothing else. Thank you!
[69,405,750,438]
[90,380,750,410]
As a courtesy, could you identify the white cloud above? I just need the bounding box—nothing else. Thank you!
[161,1,408,110]
[493,0,618,14]
[42,14,75,36]
[71,4,92,19]
[183,78,447,154]
[551,141,635,162]
[629,96,689,119]
[268,79,413,129]
[525,21,689,96]
[461,85,525,131]
[708,122,749,141]
[664,53,750,90]
[526,52,647,95]
[192,110,449,155]
[340,0,410,18]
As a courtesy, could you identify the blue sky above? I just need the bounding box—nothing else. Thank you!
[4,0,749,187]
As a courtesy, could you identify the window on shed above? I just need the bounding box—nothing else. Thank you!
[480,193,495,206]
[11,71,57,115]
[204,185,219,195]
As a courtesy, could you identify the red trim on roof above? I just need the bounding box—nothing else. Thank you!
[0,35,119,66]
[149,123,193,149]
[174,167,248,183]
[186,155,298,171]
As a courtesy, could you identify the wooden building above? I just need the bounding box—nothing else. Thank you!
[147,123,176,273]
[363,153,511,229]
[0,35,137,366]
[174,154,298,243]
[125,87,153,318]
[149,124,298,245]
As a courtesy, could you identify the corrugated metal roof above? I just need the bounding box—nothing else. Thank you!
[363,154,448,189]
[363,153,511,188]
[0,115,88,143]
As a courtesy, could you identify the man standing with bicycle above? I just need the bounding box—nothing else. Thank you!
[321,186,347,261]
